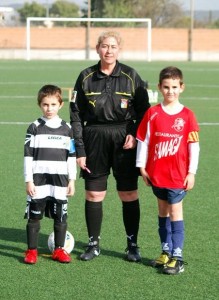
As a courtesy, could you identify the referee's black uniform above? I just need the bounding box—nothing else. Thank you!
[70,58,150,262]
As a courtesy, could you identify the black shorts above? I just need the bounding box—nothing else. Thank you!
[81,123,139,191]
[24,198,68,222]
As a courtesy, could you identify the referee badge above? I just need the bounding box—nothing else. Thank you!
[70,91,77,103]
[121,98,128,108]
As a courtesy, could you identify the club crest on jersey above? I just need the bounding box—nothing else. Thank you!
[121,99,128,108]
[172,118,185,132]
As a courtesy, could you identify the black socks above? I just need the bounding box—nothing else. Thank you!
[85,200,103,245]
[122,199,140,245]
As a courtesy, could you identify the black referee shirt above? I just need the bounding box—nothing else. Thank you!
[70,60,150,157]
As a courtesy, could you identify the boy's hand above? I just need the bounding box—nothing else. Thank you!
[26,181,36,196]
[67,180,75,197]
[184,173,195,191]
[140,168,151,186]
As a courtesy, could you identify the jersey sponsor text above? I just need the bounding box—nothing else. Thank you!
[154,136,183,160]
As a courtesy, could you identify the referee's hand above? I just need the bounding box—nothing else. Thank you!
[123,135,137,149]
[76,157,86,168]
[76,157,91,173]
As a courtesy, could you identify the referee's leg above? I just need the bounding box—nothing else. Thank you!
[118,179,141,262]
[80,176,107,261]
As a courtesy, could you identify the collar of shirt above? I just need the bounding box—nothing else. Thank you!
[97,60,121,78]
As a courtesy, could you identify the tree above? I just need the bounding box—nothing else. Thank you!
[49,0,80,26]
[103,0,133,18]
[212,19,219,28]
[100,0,134,27]
[83,0,187,28]
[18,1,46,23]
[50,1,79,18]
[147,0,185,28]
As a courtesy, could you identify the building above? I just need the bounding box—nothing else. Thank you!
[0,7,20,27]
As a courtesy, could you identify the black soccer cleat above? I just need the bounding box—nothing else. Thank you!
[80,243,100,261]
[162,258,186,275]
[125,243,141,262]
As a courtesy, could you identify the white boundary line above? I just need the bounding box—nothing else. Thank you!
[199,123,219,125]
[0,96,35,99]
[0,122,30,125]
[0,122,218,126]
[0,96,218,101]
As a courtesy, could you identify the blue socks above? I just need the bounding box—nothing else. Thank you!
[171,220,184,260]
[158,217,184,259]
[158,216,172,255]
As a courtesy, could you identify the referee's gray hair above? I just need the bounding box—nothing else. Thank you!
[97,31,123,47]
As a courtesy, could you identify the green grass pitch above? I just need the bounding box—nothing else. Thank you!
[0,60,218,300]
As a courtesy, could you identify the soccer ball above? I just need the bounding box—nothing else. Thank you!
[48,231,75,254]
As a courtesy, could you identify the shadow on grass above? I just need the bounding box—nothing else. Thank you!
[73,241,125,261]
[0,227,152,266]
[73,241,152,266]
[0,227,49,263]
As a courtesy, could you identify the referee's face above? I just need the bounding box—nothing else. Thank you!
[96,37,120,67]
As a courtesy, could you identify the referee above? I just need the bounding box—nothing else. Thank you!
[70,31,150,262]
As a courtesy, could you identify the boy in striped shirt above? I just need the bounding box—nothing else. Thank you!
[24,85,77,264]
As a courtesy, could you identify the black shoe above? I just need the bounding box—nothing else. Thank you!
[125,243,141,262]
[162,258,186,275]
[80,243,100,261]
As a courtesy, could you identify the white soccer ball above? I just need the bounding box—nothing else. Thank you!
[48,231,75,254]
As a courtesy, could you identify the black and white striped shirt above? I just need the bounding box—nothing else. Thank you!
[24,116,77,202]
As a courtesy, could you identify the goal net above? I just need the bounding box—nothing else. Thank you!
[26,17,152,61]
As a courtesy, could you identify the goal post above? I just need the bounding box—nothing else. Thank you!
[26,17,152,61]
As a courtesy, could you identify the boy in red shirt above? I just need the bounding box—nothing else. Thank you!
[136,66,200,274]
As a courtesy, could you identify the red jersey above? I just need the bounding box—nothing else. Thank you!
[137,104,199,188]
